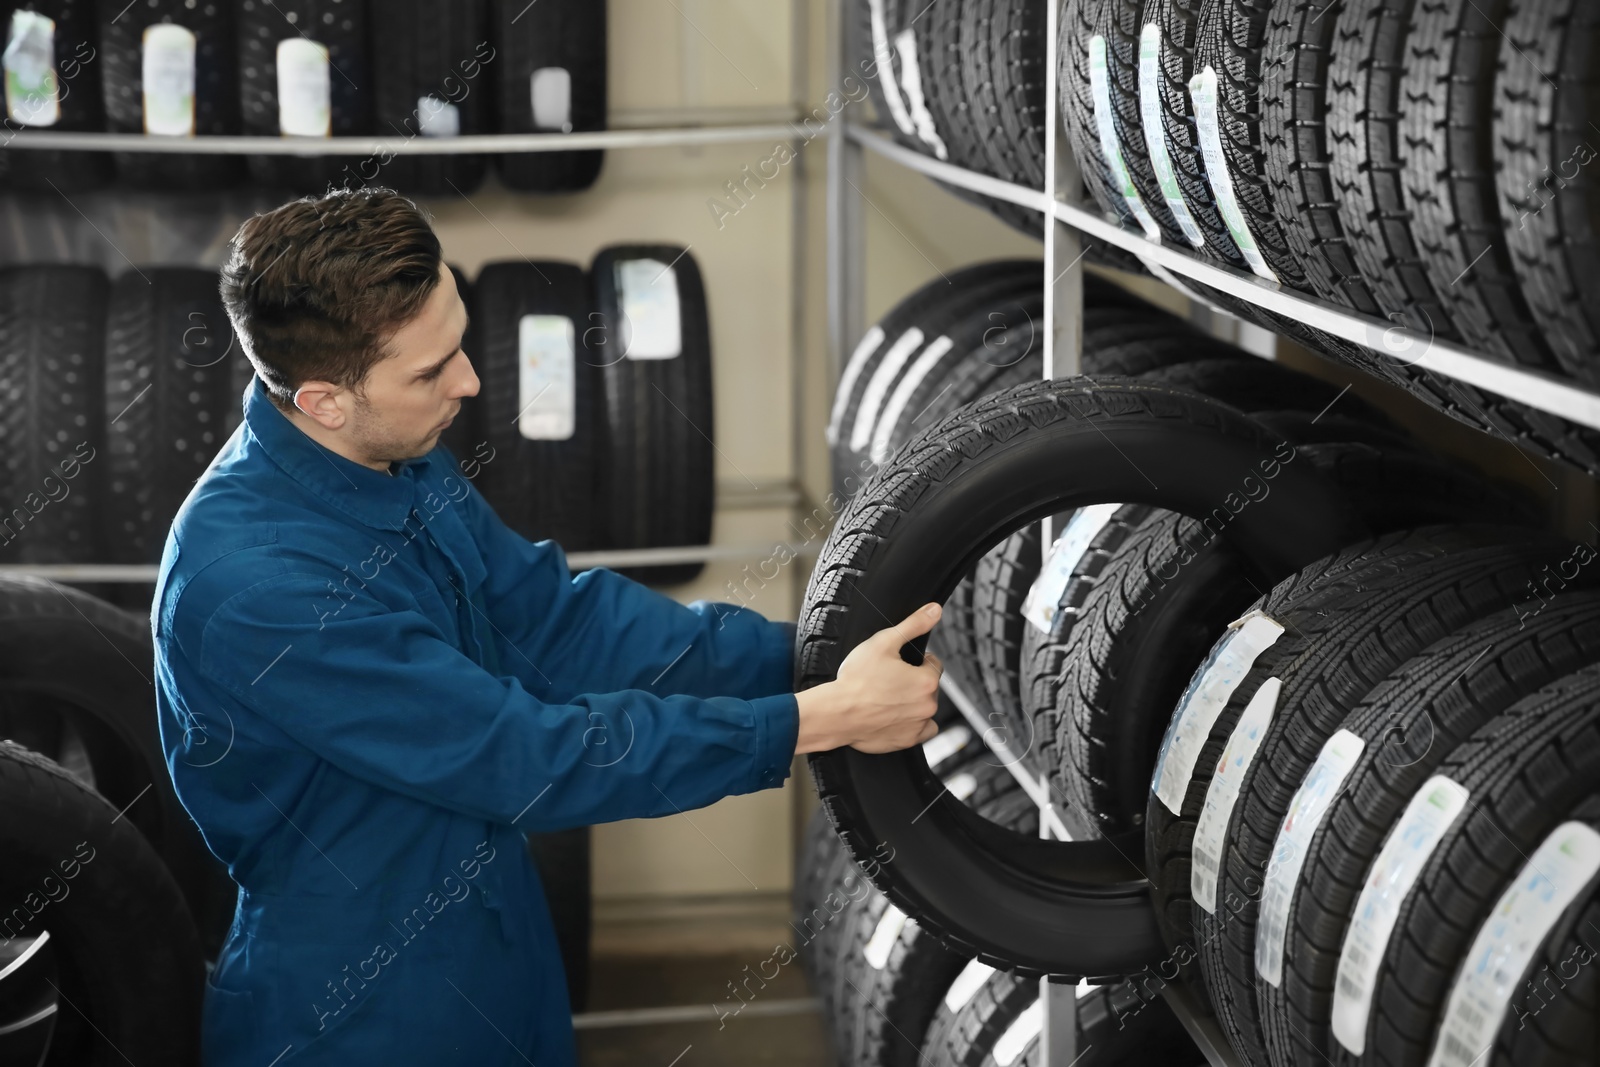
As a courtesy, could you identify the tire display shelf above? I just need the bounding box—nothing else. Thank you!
[816,0,1600,1063]
[1,95,819,579]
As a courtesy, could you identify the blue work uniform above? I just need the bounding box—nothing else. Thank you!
[151,377,800,1065]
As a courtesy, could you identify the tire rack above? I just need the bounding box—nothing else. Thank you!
[823,2,1600,1066]
[0,11,819,580]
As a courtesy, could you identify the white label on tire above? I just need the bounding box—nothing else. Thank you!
[1425,822,1600,1067]
[3,11,58,127]
[1192,676,1281,914]
[994,999,1043,1067]
[922,723,972,771]
[944,770,979,802]
[863,904,908,970]
[417,94,460,137]
[1021,503,1122,634]
[517,314,576,441]
[141,23,196,137]
[945,959,996,1011]
[893,28,948,161]
[616,258,682,360]
[848,326,925,453]
[827,325,886,448]
[870,333,955,465]
[1331,775,1471,1055]
[1151,611,1285,814]
[276,37,331,137]
[1257,729,1368,986]
[531,66,572,131]
[1137,24,1204,247]
[1088,35,1161,241]
[1188,64,1278,282]
[867,0,916,137]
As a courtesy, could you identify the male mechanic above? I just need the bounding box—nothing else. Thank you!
[151,187,942,1065]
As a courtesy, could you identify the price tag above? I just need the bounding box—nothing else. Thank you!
[530,67,571,131]
[1020,504,1122,633]
[1192,676,1281,914]
[616,258,683,360]
[417,95,460,137]
[141,23,196,137]
[1189,64,1277,281]
[277,37,331,137]
[1137,24,1204,246]
[3,11,58,127]
[863,905,908,969]
[1089,35,1160,240]
[517,315,576,441]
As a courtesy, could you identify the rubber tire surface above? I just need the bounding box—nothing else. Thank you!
[0,741,205,1066]
[492,0,606,192]
[238,0,370,193]
[799,375,1358,976]
[1259,590,1600,1065]
[591,244,713,585]
[1331,666,1600,1066]
[468,261,605,550]
[362,0,490,198]
[97,0,243,189]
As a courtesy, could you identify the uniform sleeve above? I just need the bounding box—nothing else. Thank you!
[455,472,796,705]
[193,571,800,834]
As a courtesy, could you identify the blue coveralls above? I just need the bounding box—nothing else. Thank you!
[151,377,800,1065]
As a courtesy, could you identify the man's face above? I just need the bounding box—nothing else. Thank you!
[341,262,478,468]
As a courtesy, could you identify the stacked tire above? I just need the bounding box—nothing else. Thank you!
[800,336,1593,1063]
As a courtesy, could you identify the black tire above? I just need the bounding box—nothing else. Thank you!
[840,759,1037,1067]
[1090,0,1186,244]
[465,261,605,550]
[590,244,712,585]
[1493,0,1600,384]
[491,0,606,192]
[1332,666,1600,1067]
[102,267,242,613]
[238,0,372,194]
[0,0,113,192]
[1260,0,1384,313]
[1325,0,1458,338]
[921,965,1037,1067]
[1192,0,1305,286]
[1142,0,1247,264]
[525,827,591,1013]
[0,266,108,571]
[830,260,1043,494]
[360,0,490,198]
[961,0,1050,237]
[799,376,1358,976]
[0,740,204,1066]
[1258,590,1600,1065]
[0,577,237,956]
[1398,0,1557,371]
[1486,887,1600,1065]
[1178,530,1570,1067]
[97,0,244,190]
[1062,0,1147,231]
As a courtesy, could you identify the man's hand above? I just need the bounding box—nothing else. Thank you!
[795,603,944,755]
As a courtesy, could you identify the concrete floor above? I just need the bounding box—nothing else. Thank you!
[577,953,832,1066]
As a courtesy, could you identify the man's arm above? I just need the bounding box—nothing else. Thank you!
[192,570,797,834]
[454,471,792,703]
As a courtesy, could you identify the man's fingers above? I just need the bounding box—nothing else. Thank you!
[922,651,944,677]
[915,719,939,744]
[877,602,943,649]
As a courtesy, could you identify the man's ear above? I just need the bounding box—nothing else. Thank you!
[293,381,350,429]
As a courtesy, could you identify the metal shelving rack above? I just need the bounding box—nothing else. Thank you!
[0,49,820,578]
[825,0,1600,1064]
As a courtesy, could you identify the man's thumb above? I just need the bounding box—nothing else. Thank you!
[881,602,942,647]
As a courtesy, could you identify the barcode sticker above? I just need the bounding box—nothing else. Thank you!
[417,95,460,137]
[517,315,576,441]
[616,258,683,360]
[1331,775,1471,1053]
[141,23,196,137]
[894,28,948,160]
[277,37,331,137]
[1192,676,1282,913]
[1189,64,1277,282]
[1021,504,1122,634]
[1424,822,1600,1067]
[1257,729,1367,986]
[530,67,571,130]
[3,11,58,126]
[1137,24,1204,247]
[1151,611,1284,813]
[1089,35,1161,240]
[849,327,926,452]
[863,905,908,970]
[827,326,886,448]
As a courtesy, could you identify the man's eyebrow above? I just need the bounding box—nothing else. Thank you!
[415,310,470,379]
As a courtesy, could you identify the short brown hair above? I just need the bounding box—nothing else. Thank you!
[219,187,443,410]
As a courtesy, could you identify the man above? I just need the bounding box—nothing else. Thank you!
[151,187,943,1065]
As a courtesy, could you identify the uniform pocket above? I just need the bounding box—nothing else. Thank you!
[201,979,258,1063]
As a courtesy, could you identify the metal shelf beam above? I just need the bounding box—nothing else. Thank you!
[0,124,803,155]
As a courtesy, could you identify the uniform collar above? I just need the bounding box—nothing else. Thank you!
[243,375,433,532]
